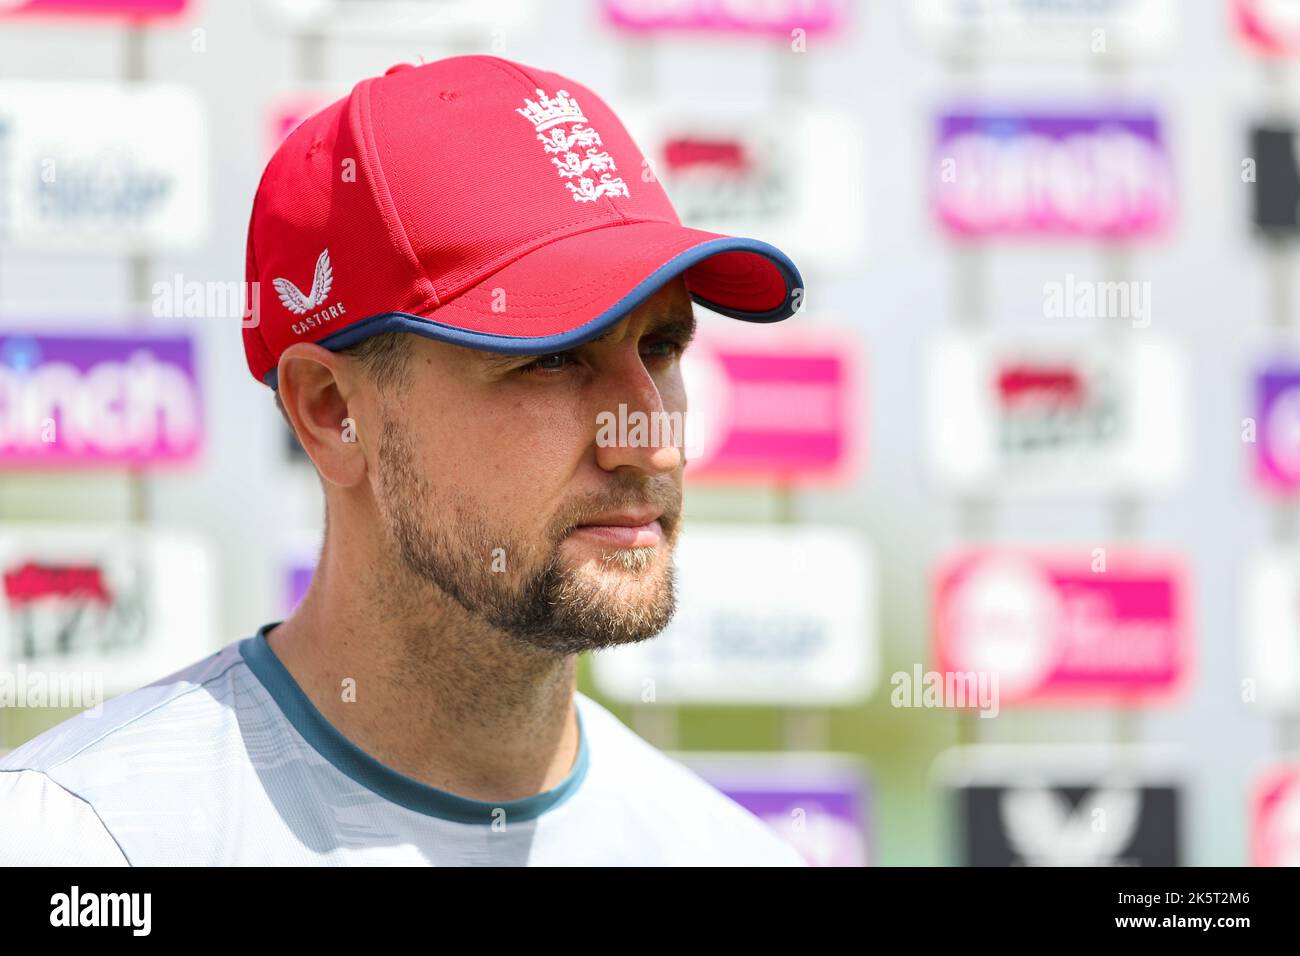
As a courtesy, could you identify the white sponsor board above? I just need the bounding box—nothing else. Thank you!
[1244,550,1300,714]
[591,524,877,705]
[0,526,216,695]
[925,329,1185,495]
[256,0,535,35]
[911,0,1176,57]
[0,83,209,253]
[621,104,867,274]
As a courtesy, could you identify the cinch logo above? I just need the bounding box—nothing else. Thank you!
[50,886,151,936]
[275,249,347,335]
[0,346,201,462]
[1257,370,1300,487]
[934,112,1174,237]
[516,88,630,204]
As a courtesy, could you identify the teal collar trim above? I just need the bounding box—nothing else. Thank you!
[238,622,589,825]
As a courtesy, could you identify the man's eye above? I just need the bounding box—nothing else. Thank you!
[523,352,575,373]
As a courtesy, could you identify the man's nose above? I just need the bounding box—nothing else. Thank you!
[591,353,683,476]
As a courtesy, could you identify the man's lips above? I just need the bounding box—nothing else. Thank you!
[568,510,665,548]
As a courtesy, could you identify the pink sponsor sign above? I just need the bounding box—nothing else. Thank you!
[0,0,187,17]
[934,548,1191,706]
[1234,0,1300,55]
[1252,766,1300,866]
[600,0,849,35]
[681,325,862,485]
[265,93,337,159]
[0,332,202,468]
[933,111,1175,239]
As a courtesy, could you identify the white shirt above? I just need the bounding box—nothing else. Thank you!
[0,623,806,866]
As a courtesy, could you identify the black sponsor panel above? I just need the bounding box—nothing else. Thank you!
[957,784,1181,866]
[1252,125,1300,235]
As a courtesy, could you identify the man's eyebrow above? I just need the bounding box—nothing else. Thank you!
[641,310,697,344]
[479,308,697,370]
[581,308,697,347]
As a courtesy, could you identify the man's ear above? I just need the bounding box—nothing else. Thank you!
[276,343,368,488]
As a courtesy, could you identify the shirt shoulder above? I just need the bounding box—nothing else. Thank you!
[0,769,128,865]
[572,692,807,866]
[0,638,248,777]
[0,638,255,865]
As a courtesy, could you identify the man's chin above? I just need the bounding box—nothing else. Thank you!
[565,546,673,606]
[503,548,678,654]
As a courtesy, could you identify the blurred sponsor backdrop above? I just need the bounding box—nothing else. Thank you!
[2,0,1299,867]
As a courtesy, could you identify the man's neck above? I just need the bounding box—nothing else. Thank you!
[264,543,581,804]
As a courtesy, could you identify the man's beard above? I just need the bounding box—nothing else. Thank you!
[374,415,681,655]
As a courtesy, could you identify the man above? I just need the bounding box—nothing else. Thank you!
[0,55,806,865]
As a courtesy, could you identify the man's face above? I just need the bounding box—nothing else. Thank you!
[366,276,695,655]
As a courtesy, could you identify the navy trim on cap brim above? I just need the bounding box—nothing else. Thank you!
[262,236,804,389]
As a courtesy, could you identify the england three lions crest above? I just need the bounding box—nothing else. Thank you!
[516,88,631,204]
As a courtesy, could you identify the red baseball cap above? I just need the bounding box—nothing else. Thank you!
[244,54,805,388]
